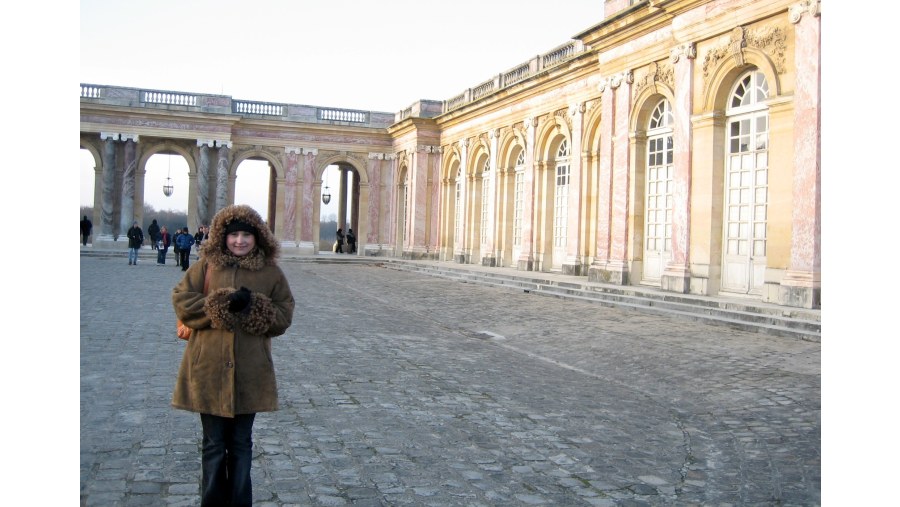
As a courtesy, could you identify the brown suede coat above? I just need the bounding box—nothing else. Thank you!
[171,205,294,417]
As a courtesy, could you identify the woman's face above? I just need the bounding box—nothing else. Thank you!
[226,231,256,257]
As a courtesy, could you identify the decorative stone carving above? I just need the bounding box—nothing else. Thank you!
[702,24,788,78]
[670,42,696,64]
[789,0,820,24]
[633,61,675,98]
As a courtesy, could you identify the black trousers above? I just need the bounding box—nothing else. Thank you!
[180,249,191,270]
[199,413,255,507]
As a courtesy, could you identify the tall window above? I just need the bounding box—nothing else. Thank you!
[646,99,674,255]
[553,140,570,248]
[722,69,770,293]
[454,167,462,246]
[513,151,525,246]
[480,159,490,245]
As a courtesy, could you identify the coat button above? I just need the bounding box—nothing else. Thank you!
[225,361,233,368]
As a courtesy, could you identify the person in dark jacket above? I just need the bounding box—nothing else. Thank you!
[148,219,161,250]
[127,221,144,265]
[172,204,294,507]
[80,215,92,246]
[346,228,356,254]
[176,227,196,271]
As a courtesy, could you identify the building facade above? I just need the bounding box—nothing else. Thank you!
[80,0,821,309]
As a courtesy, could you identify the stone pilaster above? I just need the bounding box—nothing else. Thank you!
[662,43,696,293]
[517,118,537,271]
[780,0,821,308]
[562,103,586,276]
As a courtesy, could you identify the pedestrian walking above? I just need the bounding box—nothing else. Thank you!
[80,215,92,246]
[157,225,171,265]
[148,219,160,250]
[127,221,144,265]
[176,227,195,271]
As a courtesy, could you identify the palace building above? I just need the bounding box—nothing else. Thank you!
[80,0,821,309]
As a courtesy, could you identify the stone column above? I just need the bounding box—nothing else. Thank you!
[366,153,385,252]
[280,148,300,249]
[483,130,500,266]
[409,145,438,258]
[589,79,616,281]
[196,141,212,226]
[517,118,537,271]
[215,142,232,213]
[98,133,117,242]
[563,103,586,275]
[119,136,139,238]
[589,71,632,284]
[608,71,633,284]
[455,139,469,263]
[662,43,696,293]
[338,167,349,230]
[780,0,821,308]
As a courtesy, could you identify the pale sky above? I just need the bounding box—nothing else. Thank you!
[79,0,603,215]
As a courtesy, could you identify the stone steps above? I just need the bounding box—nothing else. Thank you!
[380,260,821,343]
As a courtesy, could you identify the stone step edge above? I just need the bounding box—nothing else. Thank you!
[383,263,820,342]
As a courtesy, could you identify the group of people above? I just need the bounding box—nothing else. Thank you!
[334,227,357,254]
[112,218,209,269]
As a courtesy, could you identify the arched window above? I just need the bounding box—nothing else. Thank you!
[553,140,570,249]
[722,70,770,294]
[513,151,525,246]
[480,158,490,245]
[643,99,674,282]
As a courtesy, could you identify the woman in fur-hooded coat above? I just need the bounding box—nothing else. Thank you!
[172,204,294,417]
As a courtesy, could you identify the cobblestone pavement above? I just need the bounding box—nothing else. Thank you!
[80,255,820,506]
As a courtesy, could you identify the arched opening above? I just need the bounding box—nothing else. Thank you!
[642,98,674,284]
[320,164,341,252]
[234,159,272,229]
[722,69,770,296]
[145,153,189,214]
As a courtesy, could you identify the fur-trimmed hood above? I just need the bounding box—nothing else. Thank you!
[202,204,279,270]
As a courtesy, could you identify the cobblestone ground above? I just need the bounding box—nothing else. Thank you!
[80,255,820,506]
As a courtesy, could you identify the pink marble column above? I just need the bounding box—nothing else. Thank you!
[485,130,500,262]
[99,135,116,238]
[427,149,441,254]
[608,72,632,268]
[197,143,211,226]
[781,0,821,307]
[593,85,615,266]
[300,150,317,243]
[282,149,299,243]
[215,145,230,212]
[120,137,137,234]
[366,154,383,245]
[517,119,536,270]
[662,43,696,291]
[565,103,585,273]
[456,140,469,258]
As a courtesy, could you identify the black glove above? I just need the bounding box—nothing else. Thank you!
[228,286,252,313]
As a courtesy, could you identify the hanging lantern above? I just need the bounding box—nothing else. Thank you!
[322,169,331,204]
[162,154,174,197]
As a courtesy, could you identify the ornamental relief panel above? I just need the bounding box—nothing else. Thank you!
[633,61,675,99]
[701,24,788,80]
